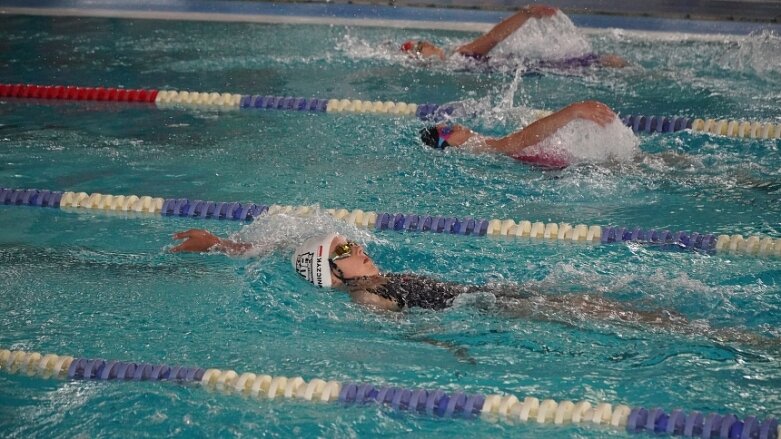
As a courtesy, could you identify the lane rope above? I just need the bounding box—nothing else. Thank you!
[2,348,777,437]
[3,83,779,137]
[2,187,779,257]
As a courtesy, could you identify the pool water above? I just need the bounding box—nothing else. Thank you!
[1,12,781,438]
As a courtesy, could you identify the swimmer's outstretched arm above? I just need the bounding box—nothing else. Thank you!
[171,229,252,255]
[481,100,617,156]
[457,5,558,57]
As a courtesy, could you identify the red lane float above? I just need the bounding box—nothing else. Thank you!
[0,83,158,103]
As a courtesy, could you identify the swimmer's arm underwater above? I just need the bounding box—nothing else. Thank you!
[171,229,252,255]
[456,5,558,58]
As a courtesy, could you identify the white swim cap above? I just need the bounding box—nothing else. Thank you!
[291,233,338,288]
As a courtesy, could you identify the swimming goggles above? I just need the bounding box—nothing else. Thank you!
[330,241,358,261]
[436,125,453,149]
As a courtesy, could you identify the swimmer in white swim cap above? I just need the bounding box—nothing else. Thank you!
[291,233,380,288]
[170,228,777,346]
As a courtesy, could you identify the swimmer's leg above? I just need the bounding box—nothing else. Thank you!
[405,331,477,365]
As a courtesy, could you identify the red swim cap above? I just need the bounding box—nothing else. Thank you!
[400,40,415,52]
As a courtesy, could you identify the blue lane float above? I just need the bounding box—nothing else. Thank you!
[621,115,694,134]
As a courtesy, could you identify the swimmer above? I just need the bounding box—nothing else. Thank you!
[420,100,619,168]
[171,229,772,347]
[401,5,628,68]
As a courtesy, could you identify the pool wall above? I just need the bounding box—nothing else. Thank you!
[1,0,780,34]
[333,0,781,23]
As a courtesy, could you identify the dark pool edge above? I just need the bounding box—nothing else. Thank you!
[371,0,781,24]
[0,0,779,35]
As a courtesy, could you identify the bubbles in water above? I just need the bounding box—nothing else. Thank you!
[529,118,640,165]
[490,12,593,62]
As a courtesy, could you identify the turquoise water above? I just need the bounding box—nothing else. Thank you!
[1,13,781,437]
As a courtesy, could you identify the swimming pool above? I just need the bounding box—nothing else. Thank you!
[1,5,781,437]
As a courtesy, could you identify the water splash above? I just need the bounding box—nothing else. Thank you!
[528,118,640,165]
[440,68,534,127]
[718,30,781,76]
[234,209,381,258]
[498,67,529,111]
[490,12,593,62]
[336,32,410,62]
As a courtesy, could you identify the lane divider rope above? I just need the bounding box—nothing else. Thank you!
[2,348,778,438]
[2,187,779,257]
[690,118,781,140]
[0,83,442,120]
[620,115,781,139]
[3,84,779,137]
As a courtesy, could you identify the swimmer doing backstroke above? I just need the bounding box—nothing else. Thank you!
[171,229,774,348]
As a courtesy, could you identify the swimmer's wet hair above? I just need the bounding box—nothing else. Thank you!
[420,126,448,149]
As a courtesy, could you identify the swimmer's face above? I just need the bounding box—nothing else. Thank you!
[401,40,446,60]
[329,236,380,285]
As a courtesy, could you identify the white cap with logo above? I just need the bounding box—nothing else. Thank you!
[291,233,338,288]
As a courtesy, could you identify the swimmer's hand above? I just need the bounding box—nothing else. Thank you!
[523,5,558,18]
[172,229,253,255]
[171,229,221,253]
[564,100,617,127]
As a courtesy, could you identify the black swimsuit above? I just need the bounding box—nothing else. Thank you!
[348,273,481,310]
